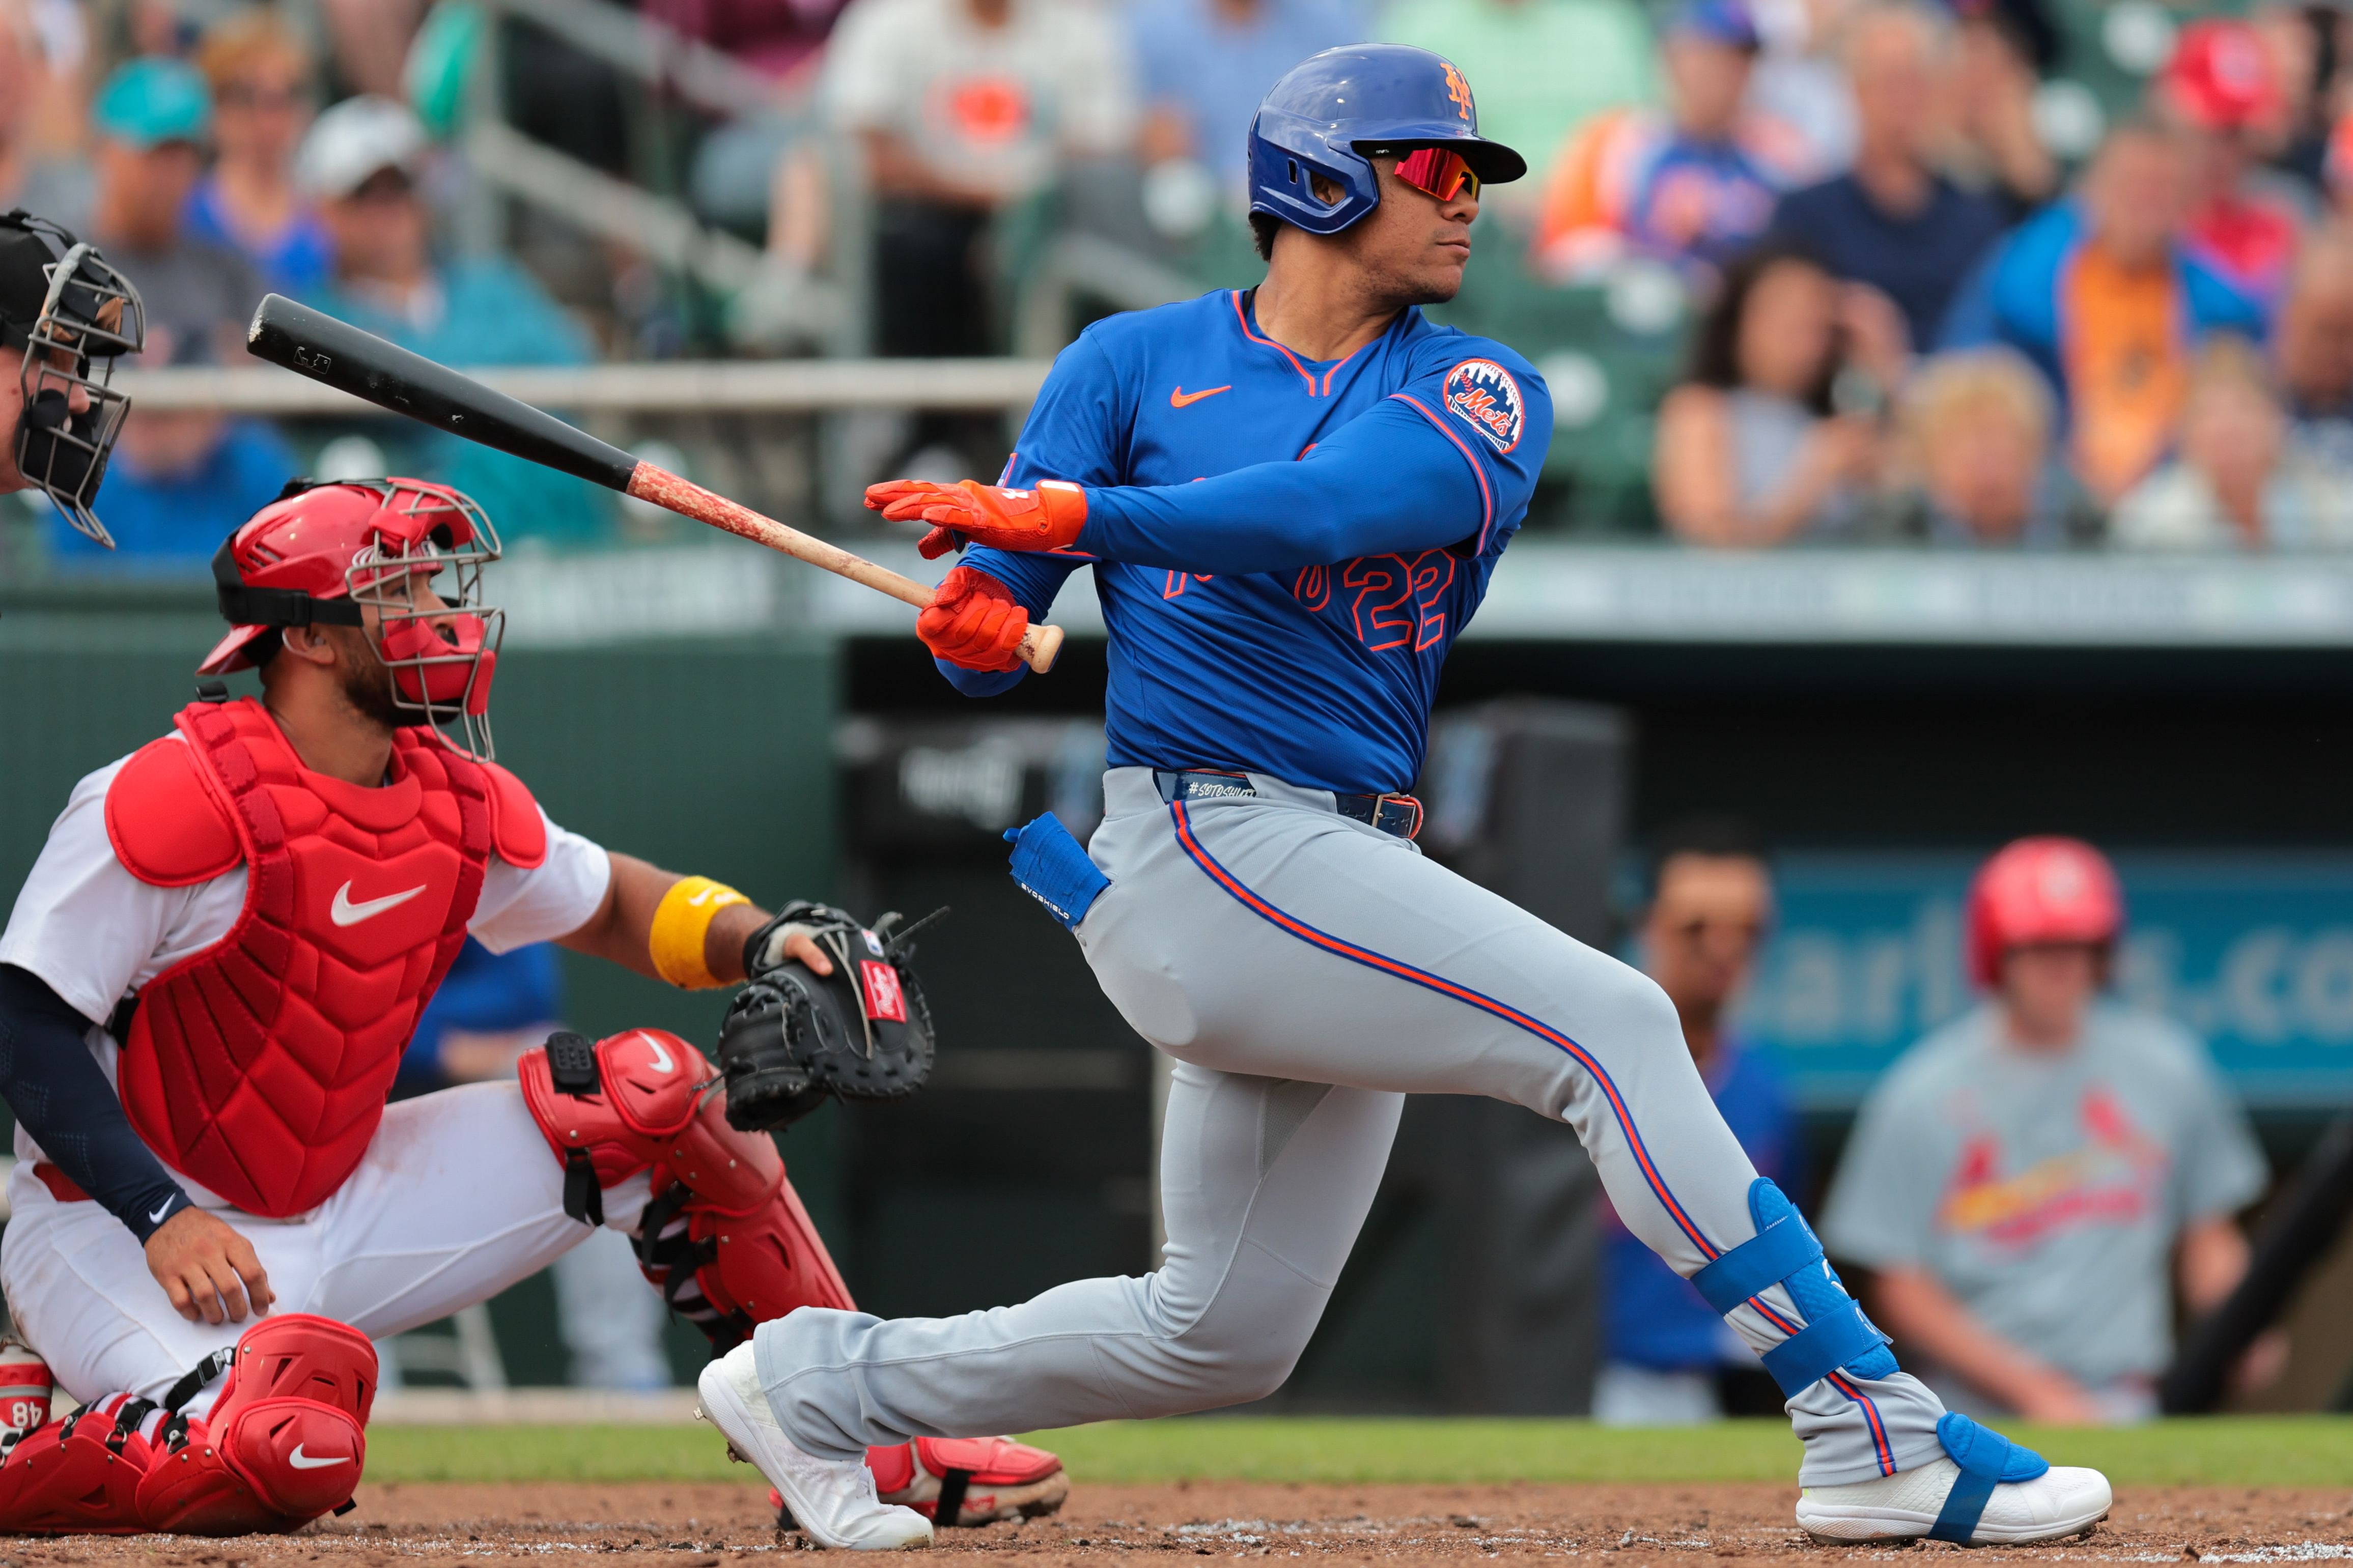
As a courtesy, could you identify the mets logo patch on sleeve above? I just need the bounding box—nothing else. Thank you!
[1442,359,1524,453]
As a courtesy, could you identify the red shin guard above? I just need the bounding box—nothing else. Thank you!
[0,1395,158,1534]
[520,1029,852,1349]
[132,1313,375,1535]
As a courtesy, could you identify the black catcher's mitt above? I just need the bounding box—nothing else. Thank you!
[714,902,941,1131]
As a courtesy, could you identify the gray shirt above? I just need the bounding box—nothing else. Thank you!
[1820,1003,2266,1388]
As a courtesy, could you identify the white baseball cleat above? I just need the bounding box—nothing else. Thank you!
[1797,1457,2114,1545]
[695,1343,933,1551]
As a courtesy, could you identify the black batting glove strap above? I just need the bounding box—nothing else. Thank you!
[0,965,194,1245]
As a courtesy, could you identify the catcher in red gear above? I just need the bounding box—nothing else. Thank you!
[0,479,1065,1537]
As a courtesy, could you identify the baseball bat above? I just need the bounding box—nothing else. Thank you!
[243,293,1064,674]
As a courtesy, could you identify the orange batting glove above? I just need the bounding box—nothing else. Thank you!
[866,478,1089,560]
[919,565,1029,672]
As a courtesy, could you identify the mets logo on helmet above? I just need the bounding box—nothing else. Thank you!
[1441,61,1473,123]
[1443,359,1524,453]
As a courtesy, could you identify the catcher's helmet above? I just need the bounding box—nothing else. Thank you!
[1246,45,1527,238]
[1964,836,2124,989]
[201,477,506,758]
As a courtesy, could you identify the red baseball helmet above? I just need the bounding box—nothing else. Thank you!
[2159,18,2283,135]
[1963,836,2124,989]
[201,477,505,758]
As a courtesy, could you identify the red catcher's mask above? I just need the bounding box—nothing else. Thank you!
[203,477,506,759]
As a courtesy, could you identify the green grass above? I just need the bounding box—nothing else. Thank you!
[361,1416,2353,1488]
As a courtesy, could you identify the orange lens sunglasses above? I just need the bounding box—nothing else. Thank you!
[1391,147,1481,203]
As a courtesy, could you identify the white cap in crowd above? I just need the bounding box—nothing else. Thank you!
[295,94,429,201]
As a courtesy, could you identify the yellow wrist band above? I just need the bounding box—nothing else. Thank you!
[649,876,750,989]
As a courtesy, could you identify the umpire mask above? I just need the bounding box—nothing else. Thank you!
[0,211,145,548]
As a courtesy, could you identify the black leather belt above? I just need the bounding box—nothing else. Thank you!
[1153,769,1423,840]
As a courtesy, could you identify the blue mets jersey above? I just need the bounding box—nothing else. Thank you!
[941,288,1551,794]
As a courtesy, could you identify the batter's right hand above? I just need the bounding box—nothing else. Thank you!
[918,565,1029,672]
[145,1208,274,1325]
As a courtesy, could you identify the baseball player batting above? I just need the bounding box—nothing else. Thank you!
[693,45,2115,1550]
[0,413,1066,1530]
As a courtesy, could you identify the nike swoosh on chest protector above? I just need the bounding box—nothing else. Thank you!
[330,881,428,927]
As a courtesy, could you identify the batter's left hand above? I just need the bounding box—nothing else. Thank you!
[865,479,1087,559]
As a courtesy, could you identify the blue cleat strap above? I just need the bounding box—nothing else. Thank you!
[1927,1412,2050,1544]
[1690,1217,1823,1316]
[1757,1299,1893,1396]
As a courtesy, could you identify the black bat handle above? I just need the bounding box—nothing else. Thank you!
[245,293,639,492]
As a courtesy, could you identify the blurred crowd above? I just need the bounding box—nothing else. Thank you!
[1602,826,2273,1427]
[9,0,2353,558]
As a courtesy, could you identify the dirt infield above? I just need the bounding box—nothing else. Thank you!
[2,1482,2347,1566]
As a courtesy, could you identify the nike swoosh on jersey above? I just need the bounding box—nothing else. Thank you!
[1170,385,1232,408]
[287,1445,348,1470]
[330,881,428,927]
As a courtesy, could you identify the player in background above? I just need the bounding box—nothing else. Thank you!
[695,43,2112,1551]
[0,210,144,547]
[0,478,1063,1536]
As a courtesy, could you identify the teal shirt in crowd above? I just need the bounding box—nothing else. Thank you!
[303,259,613,545]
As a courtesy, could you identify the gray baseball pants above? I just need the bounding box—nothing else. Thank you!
[753,768,1947,1486]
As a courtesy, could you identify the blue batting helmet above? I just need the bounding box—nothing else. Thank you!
[1246,45,1527,237]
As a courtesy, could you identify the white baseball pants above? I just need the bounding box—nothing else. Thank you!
[0,1081,641,1414]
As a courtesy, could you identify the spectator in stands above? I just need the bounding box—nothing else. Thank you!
[2110,335,2353,548]
[1595,818,1804,1426]
[2277,228,2353,465]
[317,0,425,100]
[1654,243,1902,545]
[86,57,264,367]
[1889,348,2097,546]
[301,95,611,543]
[44,323,295,567]
[822,0,1136,360]
[1533,0,1806,279]
[1945,0,2060,223]
[1822,837,2268,1424]
[1763,2,2008,355]
[400,938,676,1392]
[1940,120,2266,504]
[0,0,92,231]
[646,0,855,84]
[1380,0,1654,209]
[2153,19,2308,312]
[186,8,329,300]
[1744,0,1857,183]
[1134,0,1365,181]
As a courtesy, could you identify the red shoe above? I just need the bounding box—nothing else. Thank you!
[768,1437,1070,1529]
[0,1395,159,1534]
[872,1437,1070,1526]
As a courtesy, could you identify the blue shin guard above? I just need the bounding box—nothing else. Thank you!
[1927,1412,2049,1543]
[1689,1179,1897,1396]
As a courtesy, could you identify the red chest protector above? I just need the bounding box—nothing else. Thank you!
[102,698,547,1217]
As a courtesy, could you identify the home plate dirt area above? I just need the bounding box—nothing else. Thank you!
[3,1485,2348,1566]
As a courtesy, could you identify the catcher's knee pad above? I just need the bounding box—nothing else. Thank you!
[521,1028,852,1350]
[0,1394,160,1534]
[137,1313,375,1535]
